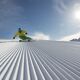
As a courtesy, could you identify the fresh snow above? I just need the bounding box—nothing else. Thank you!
[0,41,80,80]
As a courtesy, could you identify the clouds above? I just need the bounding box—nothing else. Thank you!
[53,0,68,14]
[0,0,23,22]
[0,0,10,4]
[60,32,80,41]
[0,0,24,32]
[31,32,50,40]
[54,0,80,15]
[0,0,25,39]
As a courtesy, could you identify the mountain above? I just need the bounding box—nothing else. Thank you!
[0,40,80,80]
[71,37,80,41]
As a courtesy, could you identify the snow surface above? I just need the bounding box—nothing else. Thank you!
[0,40,80,80]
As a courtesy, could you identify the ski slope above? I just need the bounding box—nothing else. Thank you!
[0,41,80,80]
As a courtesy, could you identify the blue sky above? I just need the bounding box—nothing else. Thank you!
[0,0,80,40]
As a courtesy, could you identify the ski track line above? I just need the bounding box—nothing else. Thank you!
[32,44,80,80]
[0,46,20,66]
[0,41,80,80]
[30,46,75,80]
[32,47,75,80]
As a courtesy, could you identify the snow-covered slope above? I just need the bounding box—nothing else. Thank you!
[0,41,80,80]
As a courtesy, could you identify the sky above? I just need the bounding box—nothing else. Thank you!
[0,0,80,41]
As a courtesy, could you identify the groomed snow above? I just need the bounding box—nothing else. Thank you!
[0,41,80,80]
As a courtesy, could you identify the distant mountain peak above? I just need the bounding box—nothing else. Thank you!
[71,37,80,41]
